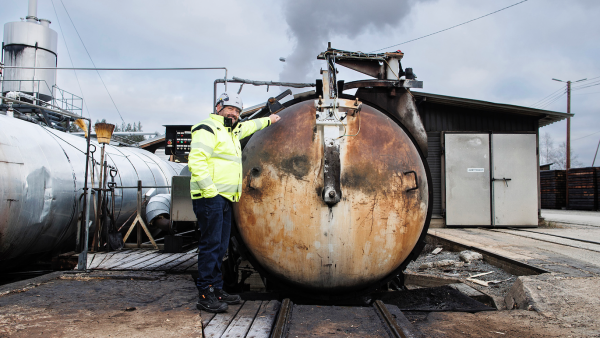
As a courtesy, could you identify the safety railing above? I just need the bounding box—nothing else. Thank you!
[1,79,83,116]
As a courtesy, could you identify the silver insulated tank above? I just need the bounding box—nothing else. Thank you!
[0,115,185,269]
[2,0,58,101]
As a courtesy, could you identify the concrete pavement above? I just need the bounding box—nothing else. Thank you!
[542,209,600,227]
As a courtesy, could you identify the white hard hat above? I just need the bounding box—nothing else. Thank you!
[216,92,243,111]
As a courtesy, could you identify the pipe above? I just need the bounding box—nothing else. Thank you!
[27,0,38,22]
[145,194,171,225]
[77,125,92,270]
[213,77,315,115]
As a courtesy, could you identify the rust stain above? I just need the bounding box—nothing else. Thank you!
[234,100,429,291]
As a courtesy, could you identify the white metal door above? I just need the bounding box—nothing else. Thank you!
[445,134,491,226]
[491,134,538,226]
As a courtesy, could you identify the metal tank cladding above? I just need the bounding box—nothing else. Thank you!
[234,98,431,296]
[2,6,58,101]
[0,115,185,268]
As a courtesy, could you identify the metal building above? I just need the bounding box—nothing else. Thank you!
[412,92,570,227]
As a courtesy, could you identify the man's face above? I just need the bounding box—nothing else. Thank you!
[218,105,241,124]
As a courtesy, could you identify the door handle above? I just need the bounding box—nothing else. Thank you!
[492,177,512,187]
[404,171,419,192]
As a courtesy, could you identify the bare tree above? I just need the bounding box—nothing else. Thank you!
[551,141,582,169]
[539,132,555,165]
[539,133,583,169]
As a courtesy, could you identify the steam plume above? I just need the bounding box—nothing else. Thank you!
[280,0,428,84]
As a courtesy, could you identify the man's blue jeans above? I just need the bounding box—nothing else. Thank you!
[193,195,232,291]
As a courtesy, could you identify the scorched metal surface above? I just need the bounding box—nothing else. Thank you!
[234,99,430,295]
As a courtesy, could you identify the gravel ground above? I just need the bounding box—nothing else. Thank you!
[405,246,517,300]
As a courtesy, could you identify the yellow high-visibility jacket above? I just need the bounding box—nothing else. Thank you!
[189,114,271,202]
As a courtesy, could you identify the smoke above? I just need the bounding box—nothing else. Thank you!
[279,0,428,84]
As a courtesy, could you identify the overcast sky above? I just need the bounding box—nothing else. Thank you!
[2,0,599,166]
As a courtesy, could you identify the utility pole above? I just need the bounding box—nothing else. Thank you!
[552,77,586,169]
[567,80,571,169]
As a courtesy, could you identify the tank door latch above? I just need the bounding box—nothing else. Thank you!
[315,102,346,206]
[322,136,341,206]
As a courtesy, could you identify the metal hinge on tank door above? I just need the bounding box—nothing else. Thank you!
[314,73,362,206]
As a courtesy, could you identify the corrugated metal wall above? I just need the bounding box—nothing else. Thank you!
[421,102,538,132]
[427,132,442,216]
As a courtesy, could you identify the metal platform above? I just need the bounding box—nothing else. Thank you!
[83,249,198,272]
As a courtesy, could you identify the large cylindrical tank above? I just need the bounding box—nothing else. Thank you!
[234,96,431,297]
[2,19,58,101]
[0,115,185,269]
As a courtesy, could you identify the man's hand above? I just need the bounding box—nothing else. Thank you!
[270,114,281,124]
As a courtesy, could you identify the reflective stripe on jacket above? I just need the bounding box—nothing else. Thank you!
[188,114,271,202]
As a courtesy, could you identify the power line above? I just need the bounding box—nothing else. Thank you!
[573,78,600,86]
[50,0,93,120]
[573,91,600,96]
[572,78,600,89]
[537,92,567,110]
[530,86,565,108]
[59,0,124,123]
[572,82,600,91]
[370,0,530,53]
[531,91,565,109]
[531,88,566,109]
[573,130,600,141]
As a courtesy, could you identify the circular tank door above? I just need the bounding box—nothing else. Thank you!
[234,99,430,294]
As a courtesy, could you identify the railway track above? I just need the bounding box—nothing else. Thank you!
[202,298,422,338]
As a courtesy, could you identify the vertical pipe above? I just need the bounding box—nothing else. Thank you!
[1,42,4,99]
[137,180,142,248]
[78,120,92,270]
[213,80,217,114]
[27,0,38,22]
[33,43,38,97]
[566,81,571,170]
[536,121,541,221]
[93,146,106,251]
[101,160,109,251]
[77,127,91,252]
[7,103,14,118]
[566,81,571,209]
[489,132,495,227]
[109,175,116,252]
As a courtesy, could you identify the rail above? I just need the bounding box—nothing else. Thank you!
[270,298,292,338]
[269,298,422,338]
[373,300,422,338]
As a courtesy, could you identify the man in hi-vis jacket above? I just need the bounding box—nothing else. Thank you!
[189,92,280,312]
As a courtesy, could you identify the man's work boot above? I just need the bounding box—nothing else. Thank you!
[197,286,228,313]
[214,288,242,305]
